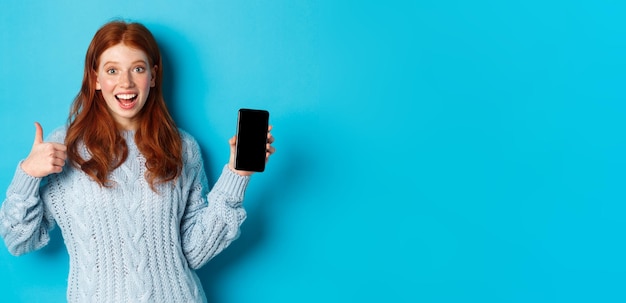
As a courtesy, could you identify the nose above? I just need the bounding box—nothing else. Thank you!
[119,70,135,88]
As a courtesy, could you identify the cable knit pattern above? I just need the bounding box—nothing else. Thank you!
[0,127,249,303]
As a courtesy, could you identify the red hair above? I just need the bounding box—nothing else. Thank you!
[66,20,182,191]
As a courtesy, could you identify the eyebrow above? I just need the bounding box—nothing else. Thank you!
[102,60,148,66]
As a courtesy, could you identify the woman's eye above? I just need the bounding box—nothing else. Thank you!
[134,66,146,72]
[106,68,116,74]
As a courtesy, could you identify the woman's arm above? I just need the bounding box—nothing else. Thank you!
[180,163,249,269]
[0,123,65,256]
[178,127,274,269]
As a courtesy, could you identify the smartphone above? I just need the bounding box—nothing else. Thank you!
[235,108,270,172]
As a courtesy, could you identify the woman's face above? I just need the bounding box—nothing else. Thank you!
[95,43,156,130]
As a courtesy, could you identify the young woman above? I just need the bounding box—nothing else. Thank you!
[0,20,275,303]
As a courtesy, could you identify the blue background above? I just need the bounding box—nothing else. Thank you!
[1,1,625,302]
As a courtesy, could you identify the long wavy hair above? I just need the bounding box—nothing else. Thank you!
[65,20,183,191]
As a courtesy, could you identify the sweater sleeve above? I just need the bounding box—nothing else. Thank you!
[179,136,249,269]
[0,163,55,256]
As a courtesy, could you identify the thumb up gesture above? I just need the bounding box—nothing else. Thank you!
[20,122,67,178]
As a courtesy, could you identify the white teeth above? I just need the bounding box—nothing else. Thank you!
[116,94,137,100]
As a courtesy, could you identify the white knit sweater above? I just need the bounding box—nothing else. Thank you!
[0,128,249,303]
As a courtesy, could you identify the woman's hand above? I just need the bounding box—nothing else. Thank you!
[20,122,67,178]
[228,125,276,176]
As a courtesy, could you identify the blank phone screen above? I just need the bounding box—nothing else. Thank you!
[235,109,269,172]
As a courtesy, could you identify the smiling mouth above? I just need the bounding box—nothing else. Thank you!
[115,94,138,109]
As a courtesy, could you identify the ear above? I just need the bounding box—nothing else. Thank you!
[94,70,101,90]
[150,65,158,87]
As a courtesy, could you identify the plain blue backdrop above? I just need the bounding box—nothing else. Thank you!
[1,1,625,302]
